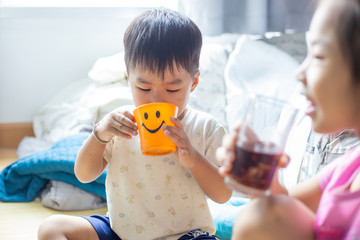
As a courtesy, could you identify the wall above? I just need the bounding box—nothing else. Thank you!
[178,0,312,36]
[0,7,149,123]
[0,1,312,124]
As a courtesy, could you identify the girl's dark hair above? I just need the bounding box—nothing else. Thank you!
[123,8,202,78]
[334,0,360,83]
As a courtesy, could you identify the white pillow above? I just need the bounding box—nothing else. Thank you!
[225,36,301,129]
[189,43,233,128]
[33,79,133,143]
[224,36,311,188]
[88,52,128,86]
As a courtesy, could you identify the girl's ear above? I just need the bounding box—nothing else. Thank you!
[190,71,200,92]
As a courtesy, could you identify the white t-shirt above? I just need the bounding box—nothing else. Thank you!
[103,105,226,240]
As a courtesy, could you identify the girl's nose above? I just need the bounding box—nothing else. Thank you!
[296,68,306,83]
[295,58,308,85]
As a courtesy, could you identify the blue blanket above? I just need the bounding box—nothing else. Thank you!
[0,134,107,202]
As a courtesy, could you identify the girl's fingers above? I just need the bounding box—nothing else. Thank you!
[278,154,290,168]
[216,146,235,171]
[232,122,242,132]
[216,146,227,165]
[222,133,237,151]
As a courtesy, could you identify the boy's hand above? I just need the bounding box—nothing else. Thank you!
[162,117,200,168]
[95,107,138,142]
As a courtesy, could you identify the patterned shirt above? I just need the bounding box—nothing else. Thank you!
[298,130,360,182]
[103,106,226,240]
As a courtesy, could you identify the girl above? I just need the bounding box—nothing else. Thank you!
[217,0,360,239]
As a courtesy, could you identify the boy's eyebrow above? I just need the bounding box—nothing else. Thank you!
[135,77,150,84]
[135,77,183,85]
[166,78,183,85]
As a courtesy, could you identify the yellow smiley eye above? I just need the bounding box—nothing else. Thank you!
[144,112,148,120]
[156,111,160,118]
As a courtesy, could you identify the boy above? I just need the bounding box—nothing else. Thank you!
[38,8,232,240]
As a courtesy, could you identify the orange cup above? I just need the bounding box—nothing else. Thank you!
[133,102,178,156]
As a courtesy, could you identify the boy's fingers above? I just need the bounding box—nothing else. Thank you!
[170,116,183,130]
[162,125,185,140]
[113,113,138,131]
[111,127,132,139]
[164,127,185,145]
[122,110,136,123]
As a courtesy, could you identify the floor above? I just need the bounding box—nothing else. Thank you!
[0,149,107,240]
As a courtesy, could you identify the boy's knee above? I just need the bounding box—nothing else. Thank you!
[38,215,68,240]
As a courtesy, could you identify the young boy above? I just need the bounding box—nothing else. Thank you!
[38,8,232,240]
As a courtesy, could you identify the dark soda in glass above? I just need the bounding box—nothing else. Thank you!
[230,141,282,191]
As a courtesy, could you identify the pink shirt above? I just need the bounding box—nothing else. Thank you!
[316,146,360,240]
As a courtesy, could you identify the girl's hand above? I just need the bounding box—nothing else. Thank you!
[216,123,241,176]
[95,107,138,142]
[216,122,290,195]
[162,117,200,168]
[216,130,238,176]
[269,154,290,194]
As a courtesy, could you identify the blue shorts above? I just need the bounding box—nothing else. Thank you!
[83,215,220,240]
[82,215,120,240]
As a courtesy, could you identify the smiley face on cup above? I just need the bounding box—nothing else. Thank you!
[142,110,165,134]
[133,102,178,156]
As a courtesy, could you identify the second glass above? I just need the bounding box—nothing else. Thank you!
[225,95,299,197]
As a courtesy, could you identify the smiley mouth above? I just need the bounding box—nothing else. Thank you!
[142,120,165,133]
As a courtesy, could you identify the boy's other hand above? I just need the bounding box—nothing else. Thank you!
[162,117,200,168]
[96,107,138,142]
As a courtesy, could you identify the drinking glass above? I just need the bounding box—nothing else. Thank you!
[225,95,298,197]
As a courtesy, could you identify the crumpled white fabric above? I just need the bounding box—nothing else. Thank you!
[88,52,128,86]
[33,51,133,143]
[41,180,106,211]
[33,78,133,143]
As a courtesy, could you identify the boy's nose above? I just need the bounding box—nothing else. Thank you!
[150,94,166,103]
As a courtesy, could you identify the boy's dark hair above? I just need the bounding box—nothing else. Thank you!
[124,8,202,78]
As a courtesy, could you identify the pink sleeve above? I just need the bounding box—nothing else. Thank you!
[317,158,340,190]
